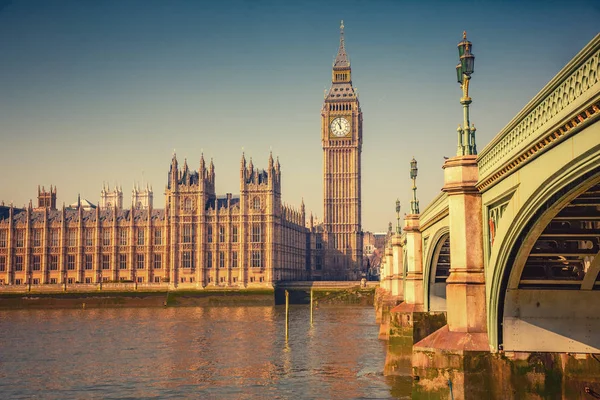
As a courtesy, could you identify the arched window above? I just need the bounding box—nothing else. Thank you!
[253,197,261,210]
[184,198,192,211]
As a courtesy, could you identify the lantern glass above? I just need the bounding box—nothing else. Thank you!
[456,64,463,83]
[461,53,474,75]
[410,159,418,179]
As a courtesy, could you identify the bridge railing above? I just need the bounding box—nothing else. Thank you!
[477,34,600,191]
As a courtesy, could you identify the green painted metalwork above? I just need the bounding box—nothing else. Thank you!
[478,34,600,181]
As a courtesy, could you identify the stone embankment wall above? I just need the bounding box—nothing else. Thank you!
[0,286,276,309]
[311,287,375,306]
[0,282,377,309]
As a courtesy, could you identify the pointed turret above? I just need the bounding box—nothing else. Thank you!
[248,157,254,177]
[333,20,349,69]
[240,152,247,182]
[200,153,206,175]
[209,158,215,184]
[169,153,179,189]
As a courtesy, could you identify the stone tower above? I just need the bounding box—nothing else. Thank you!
[132,183,153,210]
[37,185,57,210]
[99,184,123,210]
[321,21,363,280]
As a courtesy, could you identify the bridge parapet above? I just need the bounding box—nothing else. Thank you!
[418,192,448,231]
[477,34,600,191]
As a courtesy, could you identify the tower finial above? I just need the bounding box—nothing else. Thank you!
[340,20,344,33]
[463,30,467,39]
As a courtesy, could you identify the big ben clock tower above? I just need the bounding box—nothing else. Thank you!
[322,21,363,280]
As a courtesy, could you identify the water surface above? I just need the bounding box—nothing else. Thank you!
[0,306,401,399]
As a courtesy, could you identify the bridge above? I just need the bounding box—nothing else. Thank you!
[276,280,376,290]
[379,33,600,356]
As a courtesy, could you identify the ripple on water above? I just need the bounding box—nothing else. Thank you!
[0,306,397,399]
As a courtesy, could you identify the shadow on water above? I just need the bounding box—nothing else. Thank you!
[382,338,600,399]
[274,288,310,305]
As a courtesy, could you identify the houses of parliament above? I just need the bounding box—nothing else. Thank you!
[0,22,363,287]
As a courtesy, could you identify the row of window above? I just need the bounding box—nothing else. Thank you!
[0,229,163,247]
[8,274,269,285]
[184,225,262,244]
[10,276,164,285]
[183,251,262,269]
[0,254,163,272]
[0,251,264,271]
[0,224,264,247]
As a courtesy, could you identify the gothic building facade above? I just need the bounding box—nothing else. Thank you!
[0,22,363,286]
[0,153,310,287]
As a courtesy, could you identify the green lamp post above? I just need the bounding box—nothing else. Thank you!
[395,199,402,234]
[410,157,420,214]
[455,31,477,156]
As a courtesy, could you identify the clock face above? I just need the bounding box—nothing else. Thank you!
[330,117,351,137]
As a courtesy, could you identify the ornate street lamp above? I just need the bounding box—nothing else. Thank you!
[395,199,402,234]
[410,157,420,214]
[456,31,477,156]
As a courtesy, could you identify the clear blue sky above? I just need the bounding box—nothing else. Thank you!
[0,0,598,231]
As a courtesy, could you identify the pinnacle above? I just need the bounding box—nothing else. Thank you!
[334,20,350,69]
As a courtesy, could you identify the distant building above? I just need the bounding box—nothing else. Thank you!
[132,184,153,210]
[363,231,387,279]
[35,186,56,211]
[99,184,123,210]
[68,195,96,211]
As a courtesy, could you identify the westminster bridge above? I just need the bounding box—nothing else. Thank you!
[378,32,600,361]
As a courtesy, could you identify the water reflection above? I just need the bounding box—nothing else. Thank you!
[0,305,394,399]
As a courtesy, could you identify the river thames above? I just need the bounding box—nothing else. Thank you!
[0,305,409,399]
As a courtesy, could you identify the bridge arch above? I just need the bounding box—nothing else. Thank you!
[489,150,600,353]
[423,227,450,312]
